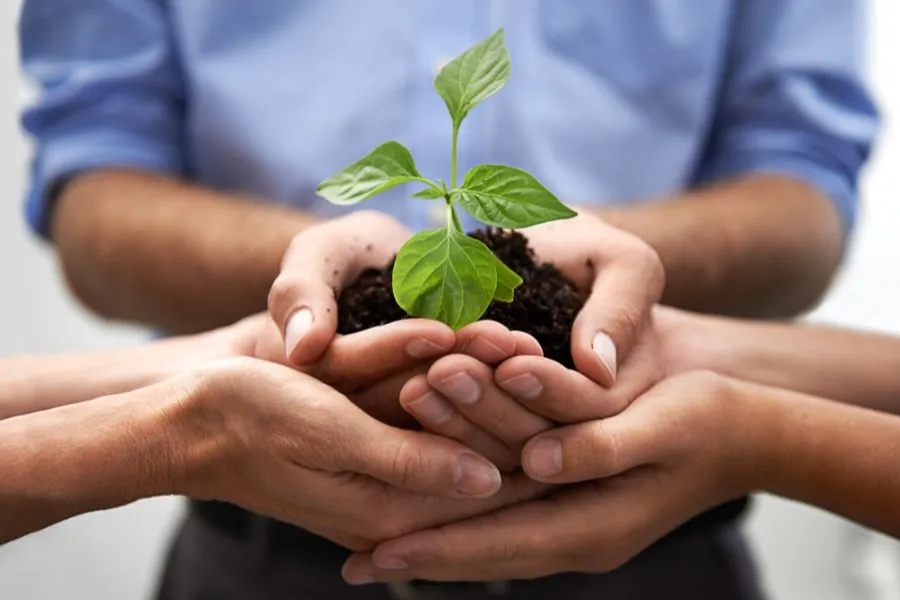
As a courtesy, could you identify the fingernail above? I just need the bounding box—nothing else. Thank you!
[406,337,449,359]
[591,332,617,381]
[284,308,314,357]
[345,572,376,585]
[498,373,543,400]
[525,438,563,478]
[405,392,454,425]
[374,556,408,570]
[454,454,502,497]
[435,372,481,405]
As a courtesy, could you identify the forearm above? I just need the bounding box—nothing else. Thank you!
[52,170,317,333]
[746,383,900,538]
[0,329,233,420]
[593,175,844,318]
[662,308,900,413]
[0,377,214,543]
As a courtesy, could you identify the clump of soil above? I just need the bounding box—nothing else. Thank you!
[336,228,586,368]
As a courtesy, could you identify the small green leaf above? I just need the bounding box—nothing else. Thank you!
[434,28,510,126]
[392,228,498,329]
[457,165,578,228]
[493,259,522,303]
[412,186,446,200]
[317,142,424,205]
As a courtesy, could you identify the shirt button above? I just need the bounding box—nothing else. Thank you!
[433,58,450,75]
[427,203,445,227]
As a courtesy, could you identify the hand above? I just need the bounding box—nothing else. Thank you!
[397,319,666,472]
[342,371,763,582]
[222,312,545,429]
[267,210,412,364]
[399,323,548,471]
[173,357,552,552]
[524,212,665,388]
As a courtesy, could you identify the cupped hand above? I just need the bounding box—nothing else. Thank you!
[342,371,762,582]
[221,312,546,429]
[399,315,665,469]
[175,357,553,552]
[267,210,411,365]
[523,212,665,389]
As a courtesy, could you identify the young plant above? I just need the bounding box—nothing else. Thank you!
[316,29,576,329]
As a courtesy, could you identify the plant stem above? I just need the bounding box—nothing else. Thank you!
[446,197,464,233]
[445,120,464,233]
[450,121,459,190]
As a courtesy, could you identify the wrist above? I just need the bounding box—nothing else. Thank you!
[726,379,792,495]
[162,365,240,501]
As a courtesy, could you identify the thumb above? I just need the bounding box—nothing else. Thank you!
[268,227,356,365]
[521,402,665,484]
[269,212,410,366]
[571,254,663,387]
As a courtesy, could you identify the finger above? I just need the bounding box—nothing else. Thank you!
[343,474,684,584]
[269,214,408,365]
[512,331,544,357]
[284,471,551,554]
[427,355,552,448]
[345,553,553,584]
[495,355,626,423]
[343,494,582,583]
[339,411,505,499]
[570,248,664,387]
[305,319,454,391]
[400,375,520,471]
[454,321,518,365]
[521,404,666,484]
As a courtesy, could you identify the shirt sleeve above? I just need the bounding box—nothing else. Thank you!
[18,0,185,239]
[695,0,880,234]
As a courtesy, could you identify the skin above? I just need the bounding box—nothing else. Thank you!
[339,308,900,583]
[0,317,551,546]
[268,210,665,390]
[51,171,318,334]
[53,171,841,337]
[590,175,845,317]
[344,371,900,583]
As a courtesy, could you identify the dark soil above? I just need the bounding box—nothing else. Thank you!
[336,228,586,368]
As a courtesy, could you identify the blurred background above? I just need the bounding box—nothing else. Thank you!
[1,2,898,599]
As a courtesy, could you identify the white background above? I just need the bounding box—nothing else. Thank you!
[1,2,898,599]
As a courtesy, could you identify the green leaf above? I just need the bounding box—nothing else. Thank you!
[317,142,424,205]
[456,165,578,228]
[392,228,498,329]
[412,186,446,200]
[493,259,522,303]
[434,28,510,126]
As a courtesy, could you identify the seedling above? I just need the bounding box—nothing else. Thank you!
[316,29,576,329]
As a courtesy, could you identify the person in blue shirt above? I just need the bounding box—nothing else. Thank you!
[17,1,879,599]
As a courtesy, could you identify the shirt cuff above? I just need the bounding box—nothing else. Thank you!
[699,151,859,236]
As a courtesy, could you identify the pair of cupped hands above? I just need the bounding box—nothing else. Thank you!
[194,211,753,585]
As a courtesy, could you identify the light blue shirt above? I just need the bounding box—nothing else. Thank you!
[19,0,878,238]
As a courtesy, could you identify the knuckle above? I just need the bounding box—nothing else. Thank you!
[389,439,422,490]
[607,302,644,342]
[629,242,666,293]
[538,369,581,421]
[267,275,304,313]
[579,421,621,476]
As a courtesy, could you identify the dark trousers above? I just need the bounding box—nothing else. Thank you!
[153,511,769,600]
